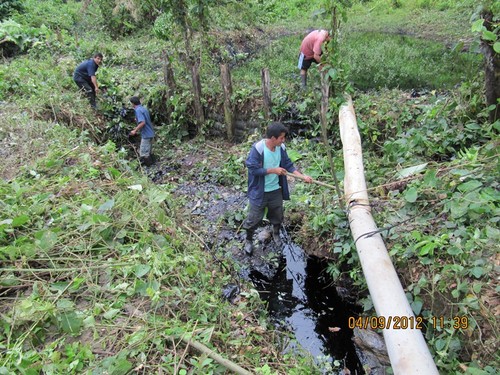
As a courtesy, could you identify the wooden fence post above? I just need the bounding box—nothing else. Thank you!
[190,62,205,132]
[220,64,235,140]
[162,50,176,123]
[261,68,271,121]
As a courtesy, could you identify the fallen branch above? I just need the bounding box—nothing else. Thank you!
[166,335,253,375]
[286,172,339,191]
[0,262,130,272]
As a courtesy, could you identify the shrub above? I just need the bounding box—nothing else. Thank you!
[0,0,23,21]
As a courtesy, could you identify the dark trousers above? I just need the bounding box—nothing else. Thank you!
[74,78,96,108]
[243,189,283,233]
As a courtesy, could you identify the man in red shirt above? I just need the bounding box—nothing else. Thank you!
[298,30,330,89]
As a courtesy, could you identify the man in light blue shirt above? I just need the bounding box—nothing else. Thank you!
[130,96,155,166]
[243,122,312,255]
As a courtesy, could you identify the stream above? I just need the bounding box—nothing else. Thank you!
[152,168,366,374]
[248,233,363,374]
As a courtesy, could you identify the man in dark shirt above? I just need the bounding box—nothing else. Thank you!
[129,96,155,166]
[73,53,103,108]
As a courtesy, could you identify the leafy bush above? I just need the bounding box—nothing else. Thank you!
[93,0,140,37]
[0,20,48,53]
[10,0,79,31]
[0,0,23,21]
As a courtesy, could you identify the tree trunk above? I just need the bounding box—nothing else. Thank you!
[481,11,500,123]
[182,22,204,134]
[190,62,205,131]
[162,50,176,123]
[220,64,235,140]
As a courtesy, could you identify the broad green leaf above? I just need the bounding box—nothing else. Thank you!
[287,149,302,162]
[0,244,36,260]
[470,266,485,278]
[486,225,500,240]
[395,163,427,178]
[50,282,70,292]
[36,230,58,250]
[465,122,481,130]
[447,246,463,256]
[94,351,132,375]
[83,315,96,328]
[328,68,338,80]
[98,199,115,213]
[420,257,432,265]
[78,222,92,231]
[411,299,423,315]
[0,275,20,286]
[435,338,446,351]
[419,243,434,256]
[482,30,497,42]
[71,277,85,291]
[110,358,132,375]
[471,19,485,33]
[457,180,482,193]
[91,214,110,223]
[404,187,418,203]
[494,41,500,53]
[147,188,169,204]
[450,169,470,177]
[449,199,469,219]
[465,368,491,375]
[186,264,198,277]
[127,330,147,346]
[12,214,29,227]
[115,229,127,239]
[134,264,151,278]
[423,169,438,188]
[472,283,483,293]
[107,167,121,178]
[103,308,121,320]
[57,299,75,310]
[201,358,214,367]
[58,311,83,335]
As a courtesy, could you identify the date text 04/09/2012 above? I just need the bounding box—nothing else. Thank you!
[348,316,469,330]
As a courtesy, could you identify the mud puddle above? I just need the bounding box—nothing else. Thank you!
[249,235,363,373]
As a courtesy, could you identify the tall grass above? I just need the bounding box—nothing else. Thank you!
[230,29,481,93]
[340,31,482,90]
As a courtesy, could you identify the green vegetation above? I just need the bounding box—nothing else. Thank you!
[0,0,498,374]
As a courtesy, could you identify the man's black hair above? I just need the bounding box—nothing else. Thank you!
[130,96,141,105]
[266,122,289,139]
[94,52,103,59]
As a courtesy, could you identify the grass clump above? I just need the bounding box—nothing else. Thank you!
[340,31,482,89]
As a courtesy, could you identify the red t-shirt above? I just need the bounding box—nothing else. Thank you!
[300,30,328,59]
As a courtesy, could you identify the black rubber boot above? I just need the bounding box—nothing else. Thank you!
[272,225,282,247]
[244,230,254,256]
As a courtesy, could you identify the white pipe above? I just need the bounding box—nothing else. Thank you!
[339,97,439,374]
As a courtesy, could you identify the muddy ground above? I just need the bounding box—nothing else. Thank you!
[143,140,304,271]
[139,140,390,373]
